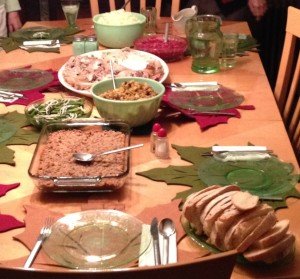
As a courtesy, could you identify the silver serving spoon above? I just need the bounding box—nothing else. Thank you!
[73,143,144,162]
[109,59,116,89]
[159,218,176,265]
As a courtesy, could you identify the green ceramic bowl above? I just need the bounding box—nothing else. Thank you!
[91,77,165,127]
[93,12,146,48]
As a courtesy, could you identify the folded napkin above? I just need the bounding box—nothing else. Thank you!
[162,87,255,130]
[19,40,60,53]
[139,224,177,266]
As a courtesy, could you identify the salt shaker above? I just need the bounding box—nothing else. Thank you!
[84,35,98,53]
[155,128,169,159]
[150,122,161,153]
[72,35,85,55]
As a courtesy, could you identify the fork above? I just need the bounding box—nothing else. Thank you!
[24,217,53,269]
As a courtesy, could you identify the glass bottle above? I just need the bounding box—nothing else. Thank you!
[150,122,161,153]
[185,15,223,74]
[72,35,85,55]
[155,128,169,159]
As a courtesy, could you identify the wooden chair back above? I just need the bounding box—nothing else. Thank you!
[274,6,300,157]
[90,0,181,17]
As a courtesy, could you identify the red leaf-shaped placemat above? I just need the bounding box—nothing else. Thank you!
[1,70,60,106]
[0,213,24,232]
[0,182,20,197]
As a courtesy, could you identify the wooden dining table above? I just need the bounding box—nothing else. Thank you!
[0,18,299,279]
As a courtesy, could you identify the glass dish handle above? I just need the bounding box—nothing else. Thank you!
[54,178,101,187]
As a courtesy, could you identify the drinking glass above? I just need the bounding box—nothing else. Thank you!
[61,0,80,29]
[185,15,223,74]
[140,6,156,35]
[220,33,239,69]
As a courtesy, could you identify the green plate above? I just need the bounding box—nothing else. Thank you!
[0,69,54,91]
[43,210,151,269]
[10,26,65,40]
[168,86,244,112]
[198,157,298,198]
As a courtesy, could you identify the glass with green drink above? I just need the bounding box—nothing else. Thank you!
[185,15,223,74]
[61,0,80,29]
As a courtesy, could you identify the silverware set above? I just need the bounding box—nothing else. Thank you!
[0,90,26,100]
[150,217,176,265]
[202,145,273,157]
[166,110,236,117]
[167,81,220,91]
[24,217,54,269]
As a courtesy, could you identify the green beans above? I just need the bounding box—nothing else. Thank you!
[26,98,89,126]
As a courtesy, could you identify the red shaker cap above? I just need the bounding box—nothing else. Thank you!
[157,128,167,137]
[152,122,161,132]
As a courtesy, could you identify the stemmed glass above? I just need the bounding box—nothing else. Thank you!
[61,0,80,29]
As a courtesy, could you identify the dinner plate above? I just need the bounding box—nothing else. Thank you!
[58,49,169,97]
[43,210,151,269]
[198,156,298,197]
[167,85,245,112]
[0,69,54,91]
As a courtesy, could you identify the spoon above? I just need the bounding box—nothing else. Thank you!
[109,59,116,89]
[121,0,131,9]
[158,218,176,265]
[164,22,169,43]
[73,143,144,162]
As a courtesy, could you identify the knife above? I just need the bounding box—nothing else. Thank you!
[150,217,161,265]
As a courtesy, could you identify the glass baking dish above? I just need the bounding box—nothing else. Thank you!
[28,119,131,192]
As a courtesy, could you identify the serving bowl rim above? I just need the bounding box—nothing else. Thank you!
[91,77,165,104]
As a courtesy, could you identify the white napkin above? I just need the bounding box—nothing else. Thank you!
[212,145,267,152]
[19,40,60,51]
[0,95,18,103]
[139,224,177,266]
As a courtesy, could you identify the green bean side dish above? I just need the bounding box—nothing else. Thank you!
[26,98,88,127]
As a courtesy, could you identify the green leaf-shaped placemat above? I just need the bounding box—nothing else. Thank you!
[238,35,259,52]
[0,26,82,52]
[0,111,40,165]
[137,145,300,210]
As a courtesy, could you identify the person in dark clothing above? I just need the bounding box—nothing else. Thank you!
[184,0,268,20]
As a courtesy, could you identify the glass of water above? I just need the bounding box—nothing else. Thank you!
[220,33,239,69]
[61,0,80,29]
